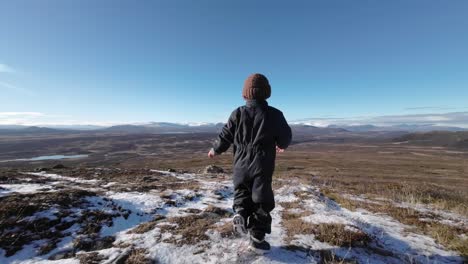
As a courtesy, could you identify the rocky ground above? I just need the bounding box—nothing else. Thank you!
[0,166,466,264]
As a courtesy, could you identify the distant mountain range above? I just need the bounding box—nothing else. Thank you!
[326,124,467,132]
[0,122,466,135]
[102,122,225,134]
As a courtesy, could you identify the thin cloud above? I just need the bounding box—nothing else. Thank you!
[404,106,455,111]
[0,112,44,117]
[0,64,15,73]
[293,112,468,128]
[0,112,122,127]
[0,112,46,125]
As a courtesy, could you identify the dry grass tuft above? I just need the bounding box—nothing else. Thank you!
[160,213,221,245]
[281,201,370,247]
[318,249,358,264]
[281,211,315,243]
[125,248,154,264]
[279,201,302,210]
[294,190,313,199]
[128,215,165,234]
[78,252,105,264]
[322,189,468,255]
[314,224,370,247]
[426,223,468,257]
[215,221,237,239]
[203,205,233,218]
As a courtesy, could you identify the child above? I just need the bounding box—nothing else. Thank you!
[208,73,292,252]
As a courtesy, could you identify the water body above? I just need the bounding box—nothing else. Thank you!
[1,154,89,162]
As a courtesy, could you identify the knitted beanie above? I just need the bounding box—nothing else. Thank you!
[242,73,271,100]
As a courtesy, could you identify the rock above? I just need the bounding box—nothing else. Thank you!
[142,176,158,182]
[52,164,66,169]
[77,252,105,264]
[73,236,94,251]
[183,208,202,214]
[48,249,75,260]
[203,205,232,217]
[167,168,176,172]
[38,240,57,255]
[164,200,177,207]
[73,235,115,252]
[35,167,50,172]
[204,165,224,174]
[113,248,132,264]
[94,236,116,250]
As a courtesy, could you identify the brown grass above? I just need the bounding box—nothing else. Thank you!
[215,221,237,239]
[282,216,316,243]
[203,205,233,218]
[0,189,102,256]
[78,252,105,264]
[274,143,468,217]
[314,224,370,247]
[322,189,468,256]
[281,201,369,247]
[158,205,236,245]
[125,248,154,264]
[279,200,303,210]
[160,212,222,245]
[128,215,165,234]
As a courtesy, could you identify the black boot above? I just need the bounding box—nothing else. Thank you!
[249,233,270,252]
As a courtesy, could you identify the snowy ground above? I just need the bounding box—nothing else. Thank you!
[0,170,465,264]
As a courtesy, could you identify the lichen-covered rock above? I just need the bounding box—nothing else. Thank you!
[203,165,224,174]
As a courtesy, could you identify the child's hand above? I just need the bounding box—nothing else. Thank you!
[208,148,216,158]
[276,146,285,153]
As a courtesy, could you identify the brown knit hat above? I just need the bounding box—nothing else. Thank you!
[242,73,271,100]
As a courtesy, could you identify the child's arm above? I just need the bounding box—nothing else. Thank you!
[276,111,292,151]
[209,110,237,158]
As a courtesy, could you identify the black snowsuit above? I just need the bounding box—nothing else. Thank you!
[213,99,292,237]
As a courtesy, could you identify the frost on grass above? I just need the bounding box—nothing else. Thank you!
[160,206,233,246]
[322,188,468,257]
[280,201,370,247]
[0,169,466,264]
[0,188,131,261]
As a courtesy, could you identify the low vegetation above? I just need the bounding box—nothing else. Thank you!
[280,201,370,248]
[322,188,468,256]
[160,206,233,245]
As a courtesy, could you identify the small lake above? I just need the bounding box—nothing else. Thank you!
[1,154,89,162]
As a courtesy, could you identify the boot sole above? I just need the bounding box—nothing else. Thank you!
[248,245,270,254]
[232,215,248,235]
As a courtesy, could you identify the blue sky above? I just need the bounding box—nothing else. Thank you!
[0,0,467,126]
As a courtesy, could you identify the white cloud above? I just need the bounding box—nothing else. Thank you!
[0,112,45,125]
[0,112,123,127]
[0,112,44,117]
[293,112,468,128]
[1,111,467,129]
[0,64,15,73]
[404,106,454,111]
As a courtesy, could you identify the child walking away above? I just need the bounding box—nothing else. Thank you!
[208,73,292,252]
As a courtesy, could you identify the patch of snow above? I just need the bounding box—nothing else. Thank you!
[101,182,118,188]
[3,171,465,264]
[26,172,100,184]
[0,183,55,197]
